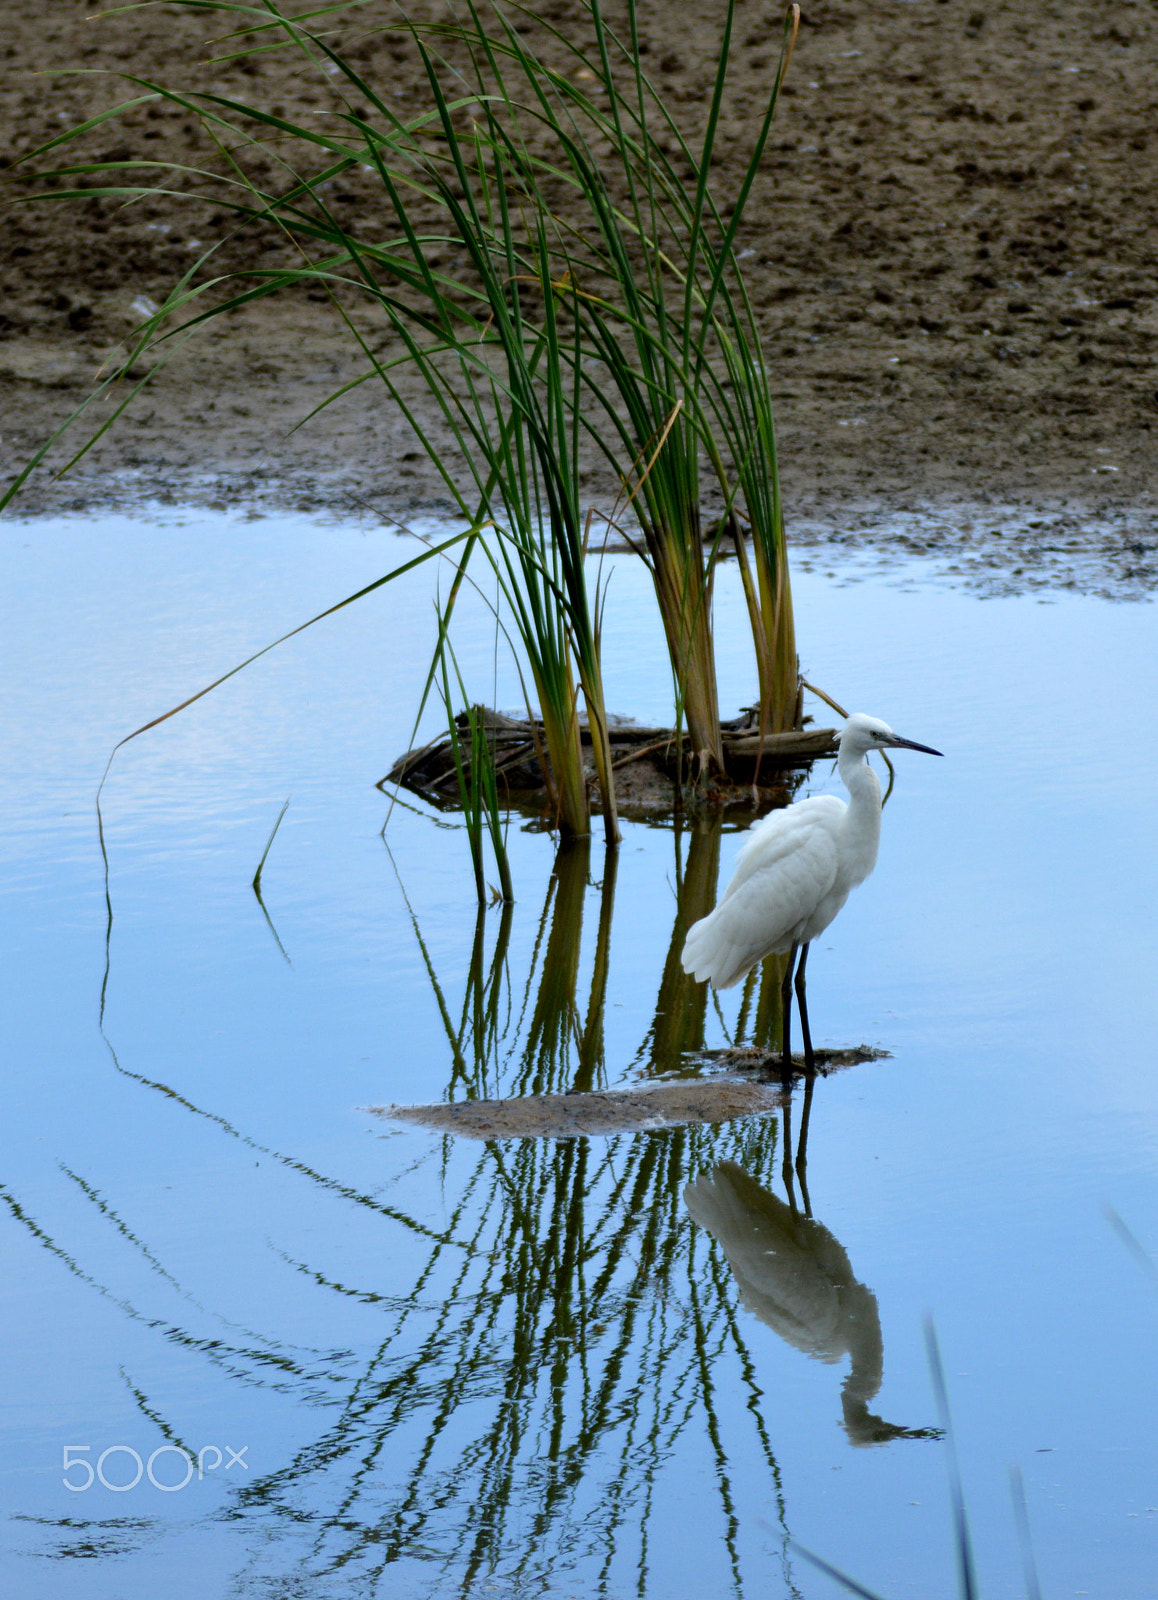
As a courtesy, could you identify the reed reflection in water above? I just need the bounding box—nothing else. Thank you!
[321,822,798,1592]
[11,813,934,1596]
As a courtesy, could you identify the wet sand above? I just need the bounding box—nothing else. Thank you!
[2,1,1154,588]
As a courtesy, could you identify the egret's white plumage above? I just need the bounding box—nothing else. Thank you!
[681,713,941,992]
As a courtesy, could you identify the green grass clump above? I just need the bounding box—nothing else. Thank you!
[12,0,804,857]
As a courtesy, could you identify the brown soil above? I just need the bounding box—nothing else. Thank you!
[370,1046,877,1139]
[2,2,1155,590]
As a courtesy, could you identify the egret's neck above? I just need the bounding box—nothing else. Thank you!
[838,743,882,806]
[837,746,883,867]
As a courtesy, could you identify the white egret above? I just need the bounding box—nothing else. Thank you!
[680,713,942,1074]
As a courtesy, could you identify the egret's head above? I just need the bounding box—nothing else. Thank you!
[841,713,943,759]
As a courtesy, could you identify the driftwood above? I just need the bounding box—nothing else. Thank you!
[721,728,841,760]
[380,706,839,815]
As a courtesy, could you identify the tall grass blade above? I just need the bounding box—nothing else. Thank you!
[924,1317,979,1600]
[250,797,294,963]
[1104,1204,1158,1291]
[790,1545,891,1600]
[251,797,291,893]
[434,624,514,906]
[437,651,488,908]
[95,524,474,799]
[1009,1464,1044,1600]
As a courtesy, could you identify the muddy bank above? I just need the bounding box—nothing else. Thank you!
[2,1,1155,590]
[371,1045,880,1139]
[372,1079,787,1139]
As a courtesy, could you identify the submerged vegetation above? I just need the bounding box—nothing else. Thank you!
[12,0,806,889]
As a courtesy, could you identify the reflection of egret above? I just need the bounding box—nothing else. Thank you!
[685,1161,940,1446]
[681,714,942,1074]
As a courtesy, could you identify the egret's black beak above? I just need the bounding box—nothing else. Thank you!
[886,735,943,757]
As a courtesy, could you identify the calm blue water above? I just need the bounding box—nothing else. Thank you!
[2,505,1157,1599]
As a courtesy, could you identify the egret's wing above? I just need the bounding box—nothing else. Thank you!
[681,811,841,988]
[723,795,845,901]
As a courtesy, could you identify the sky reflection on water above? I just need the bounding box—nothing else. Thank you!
[2,506,1158,1599]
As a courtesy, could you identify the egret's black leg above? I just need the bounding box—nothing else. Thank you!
[781,1096,799,1215]
[780,943,798,1087]
[796,1070,815,1217]
[794,941,815,1076]
[792,943,816,1212]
